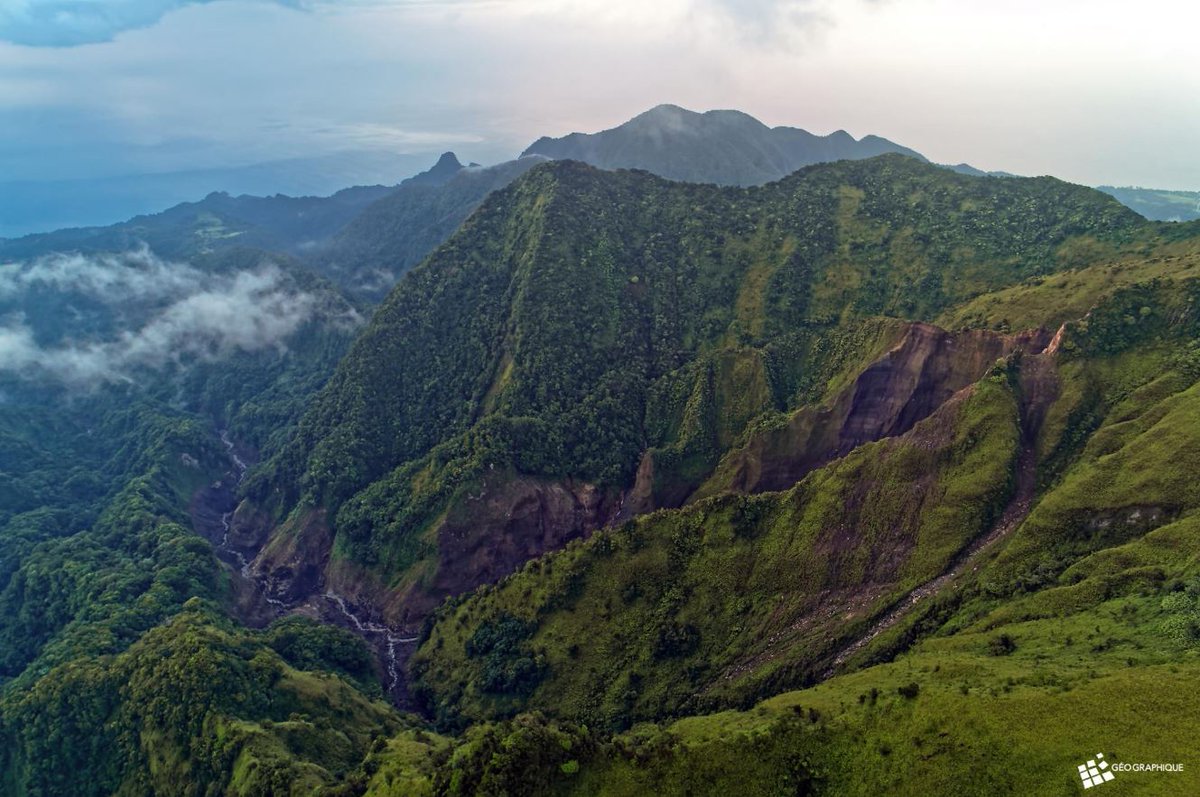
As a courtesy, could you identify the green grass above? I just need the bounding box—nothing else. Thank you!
[937,238,1200,332]
[412,374,1022,727]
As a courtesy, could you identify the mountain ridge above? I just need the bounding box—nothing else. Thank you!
[239,154,1149,637]
[523,104,929,186]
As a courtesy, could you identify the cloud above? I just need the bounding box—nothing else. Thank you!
[0,0,838,48]
[1,0,1198,195]
[698,0,832,44]
[0,245,205,300]
[0,0,215,47]
[0,248,359,384]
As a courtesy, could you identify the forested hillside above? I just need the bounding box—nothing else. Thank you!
[246,155,1147,630]
[4,150,1200,795]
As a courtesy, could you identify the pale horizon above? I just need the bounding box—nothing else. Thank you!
[1,0,1196,195]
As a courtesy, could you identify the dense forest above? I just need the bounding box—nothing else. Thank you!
[3,152,1200,795]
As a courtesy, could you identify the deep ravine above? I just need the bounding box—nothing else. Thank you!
[199,429,421,708]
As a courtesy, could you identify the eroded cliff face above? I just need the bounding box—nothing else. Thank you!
[692,322,1053,501]
[253,508,335,605]
[399,476,620,625]
[240,321,1056,631]
[240,473,620,630]
[236,319,1063,639]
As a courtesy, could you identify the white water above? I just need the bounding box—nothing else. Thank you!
[216,430,286,606]
[322,591,419,694]
[216,428,416,697]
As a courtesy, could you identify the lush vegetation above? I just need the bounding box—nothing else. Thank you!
[6,153,1200,796]
[411,371,1022,727]
[0,245,394,795]
[254,155,1151,620]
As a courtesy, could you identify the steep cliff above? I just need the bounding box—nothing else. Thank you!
[692,323,1052,500]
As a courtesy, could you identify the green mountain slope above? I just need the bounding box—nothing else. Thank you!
[361,209,1200,797]
[246,154,1149,632]
[6,147,1200,796]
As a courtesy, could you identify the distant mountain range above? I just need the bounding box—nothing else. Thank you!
[3,105,1196,302]
[0,150,442,239]
[1095,185,1200,222]
[522,103,928,186]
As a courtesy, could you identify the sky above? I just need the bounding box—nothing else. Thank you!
[1,0,1197,205]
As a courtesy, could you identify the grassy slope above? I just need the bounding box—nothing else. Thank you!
[411,372,1022,727]
[938,237,1200,332]
[378,228,1200,795]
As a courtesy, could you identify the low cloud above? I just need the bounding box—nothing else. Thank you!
[0,248,358,385]
[0,246,205,301]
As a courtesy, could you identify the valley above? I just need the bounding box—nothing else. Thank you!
[2,103,1199,796]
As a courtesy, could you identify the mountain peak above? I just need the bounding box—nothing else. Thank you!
[522,104,925,186]
[401,151,465,188]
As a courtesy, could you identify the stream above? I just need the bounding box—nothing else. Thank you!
[203,430,420,707]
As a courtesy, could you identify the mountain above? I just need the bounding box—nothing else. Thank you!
[0,148,471,265]
[0,151,528,302]
[403,152,467,187]
[243,154,1148,635]
[522,104,928,186]
[310,155,548,297]
[5,108,1190,314]
[161,152,1200,794]
[0,182,396,263]
[6,116,1200,795]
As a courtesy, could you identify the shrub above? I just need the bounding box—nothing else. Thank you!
[988,634,1018,656]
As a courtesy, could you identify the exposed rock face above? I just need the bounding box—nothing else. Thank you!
[251,509,334,605]
[244,321,1055,634]
[249,474,620,629]
[693,322,1053,500]
[392,476,620,625]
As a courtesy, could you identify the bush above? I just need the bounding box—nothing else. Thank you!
[988,634,1018,656]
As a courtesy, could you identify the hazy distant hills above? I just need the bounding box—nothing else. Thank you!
[0,150,440,239]
[1096,185,1200,222]
[523,103,928,186]
[0,150,480,301]
[0,183,395,264]
[313,155,547,295]
[4,104,1195,304]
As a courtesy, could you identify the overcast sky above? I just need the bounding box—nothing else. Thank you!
[1,0,1197,189]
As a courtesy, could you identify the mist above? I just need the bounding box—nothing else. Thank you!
[0,247,359,386]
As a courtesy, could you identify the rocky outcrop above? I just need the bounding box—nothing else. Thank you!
[693,322,1053,501]
[247,473,621,630]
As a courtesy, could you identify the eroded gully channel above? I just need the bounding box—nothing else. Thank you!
[820,349,1061,678]
[190,431,419,709]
